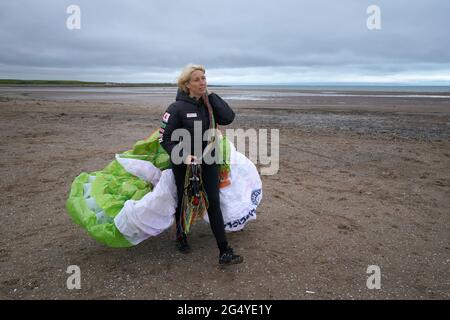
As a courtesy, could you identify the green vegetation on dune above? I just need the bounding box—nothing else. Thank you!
[0,79,178,87]
[0,79,104,85]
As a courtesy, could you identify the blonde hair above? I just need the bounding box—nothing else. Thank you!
[177,64,206,93]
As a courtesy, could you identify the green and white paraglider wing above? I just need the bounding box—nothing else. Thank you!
[66,130,169,247]
[66,130,262,247]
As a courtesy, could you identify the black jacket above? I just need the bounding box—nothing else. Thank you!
[159,89,235,159]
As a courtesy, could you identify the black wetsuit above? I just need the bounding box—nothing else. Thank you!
[159,89,235,252]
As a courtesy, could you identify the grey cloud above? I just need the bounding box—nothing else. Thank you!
[1,0,449,83]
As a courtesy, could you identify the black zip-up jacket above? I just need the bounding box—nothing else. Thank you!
[159,89,235,160]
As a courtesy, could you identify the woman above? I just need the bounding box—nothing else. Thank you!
[159,64,243,265]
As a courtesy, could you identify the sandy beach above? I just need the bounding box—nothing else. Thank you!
[0,86,449,299]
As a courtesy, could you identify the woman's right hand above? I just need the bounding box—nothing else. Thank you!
[184,155,198,164]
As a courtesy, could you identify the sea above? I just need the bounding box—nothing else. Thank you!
[1,85,450,102]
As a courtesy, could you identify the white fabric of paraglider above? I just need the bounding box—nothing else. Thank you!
[114,169,177,245]
[115,155,162,186]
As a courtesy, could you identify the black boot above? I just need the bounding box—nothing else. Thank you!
[176,233,191,253]
[219,246,243,265]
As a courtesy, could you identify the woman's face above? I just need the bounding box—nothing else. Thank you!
[186,70,207,97]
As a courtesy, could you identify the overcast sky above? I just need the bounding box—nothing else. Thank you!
[1,0,449,84]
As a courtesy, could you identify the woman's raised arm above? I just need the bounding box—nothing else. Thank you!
[208,92,235,125]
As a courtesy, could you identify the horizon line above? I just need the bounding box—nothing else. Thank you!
[1,79,450,87]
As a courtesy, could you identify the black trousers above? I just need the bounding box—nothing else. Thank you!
[171,162,228,248]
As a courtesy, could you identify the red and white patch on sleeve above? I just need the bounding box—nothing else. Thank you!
[162,112,170,122]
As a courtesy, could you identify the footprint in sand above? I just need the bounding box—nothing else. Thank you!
[0,248,11,262]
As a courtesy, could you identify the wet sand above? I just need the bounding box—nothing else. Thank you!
[0,87,449,299]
